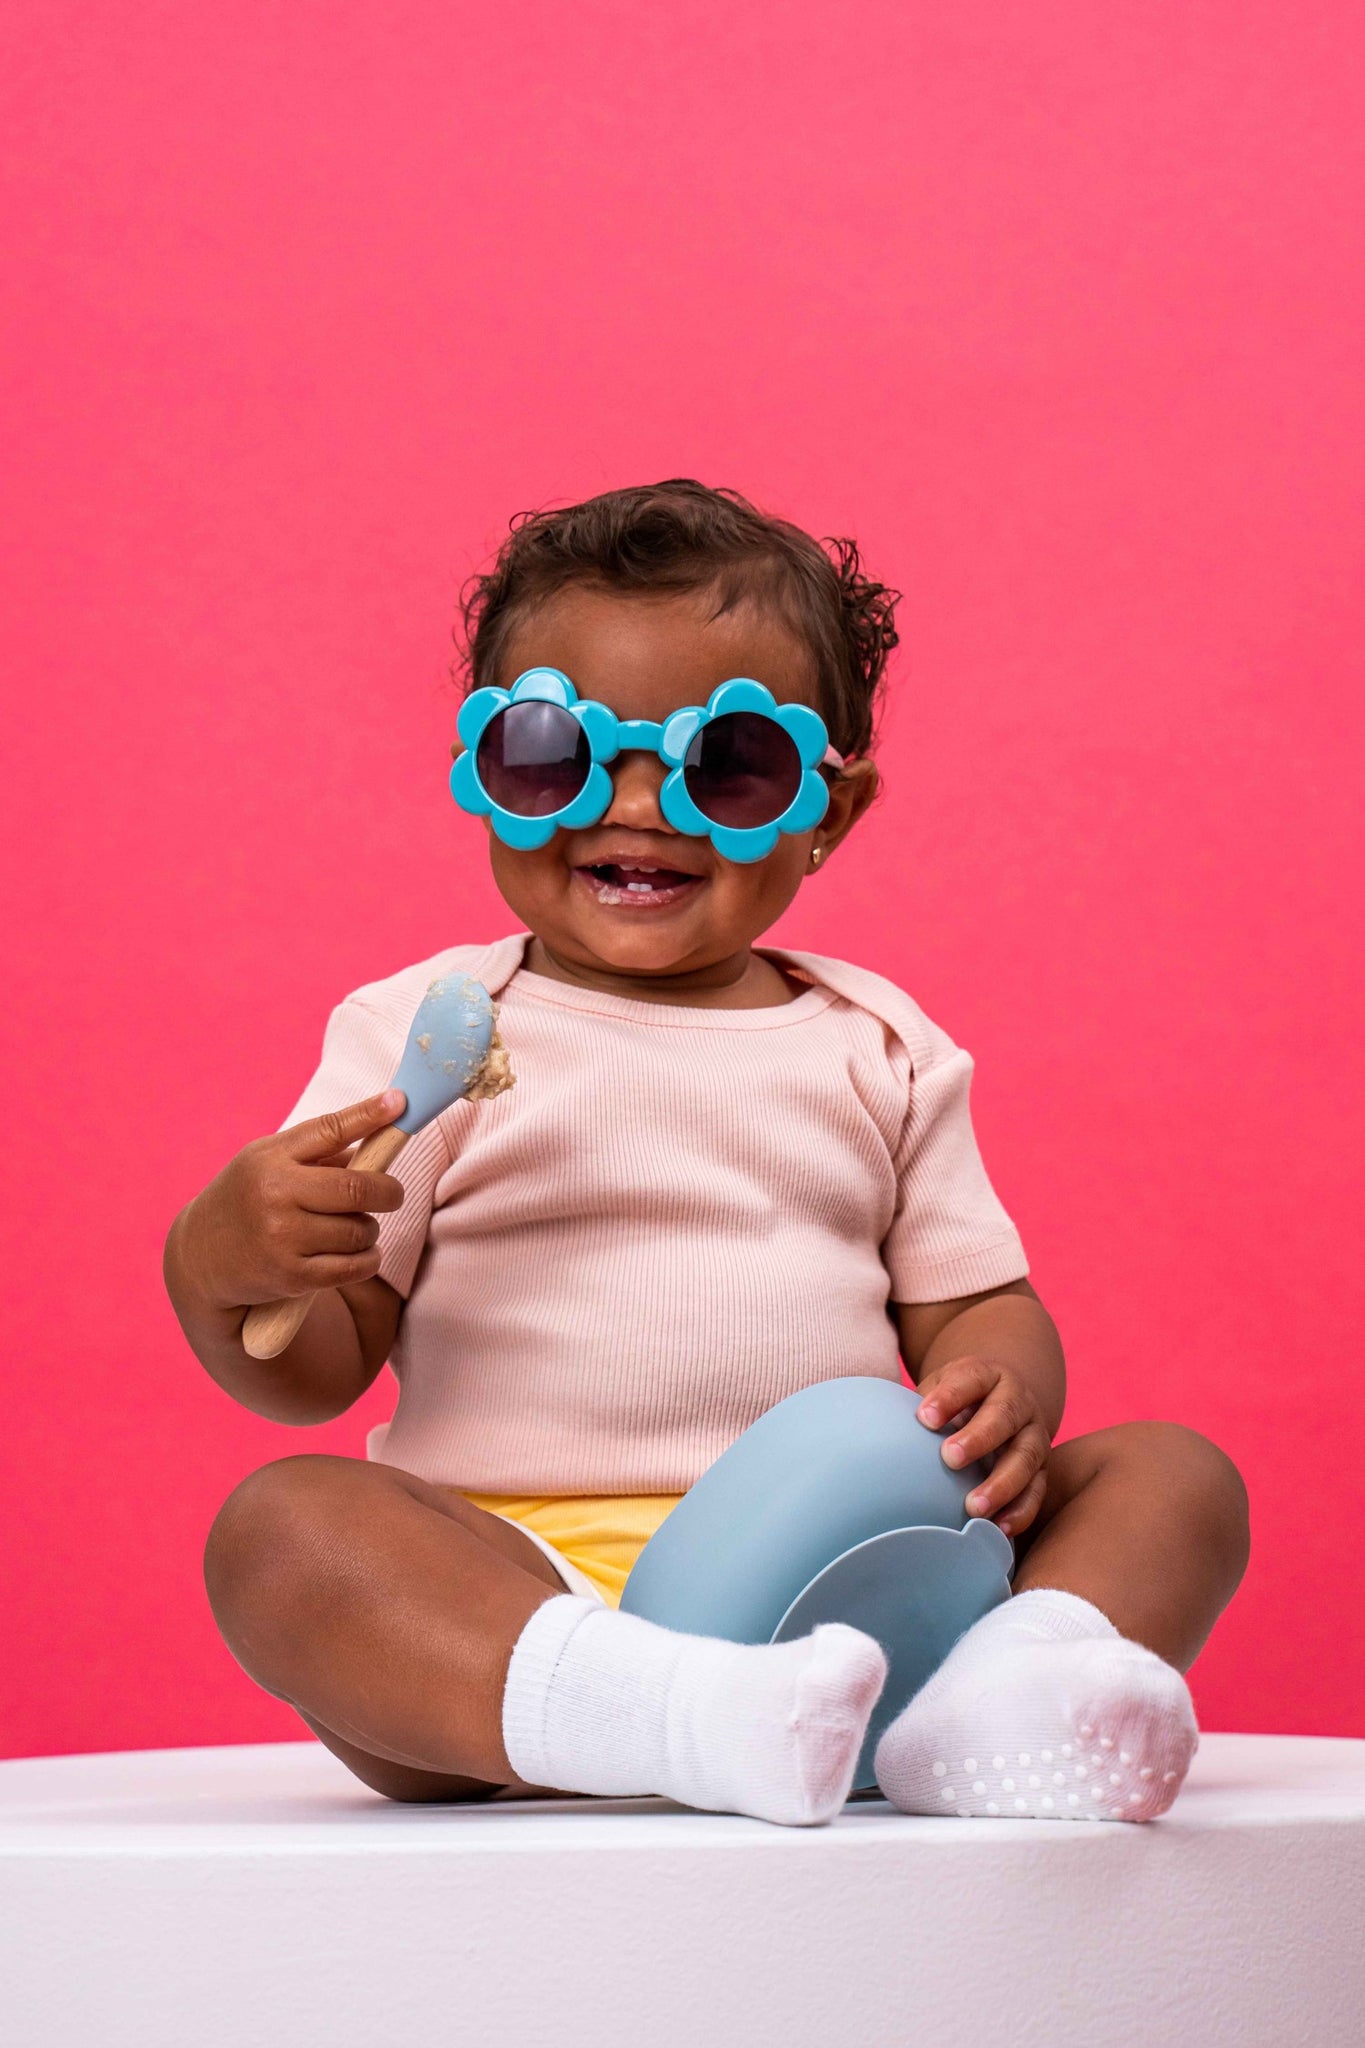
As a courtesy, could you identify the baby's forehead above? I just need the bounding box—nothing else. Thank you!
[495,582,821,717]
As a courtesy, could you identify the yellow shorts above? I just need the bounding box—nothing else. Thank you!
[466,1493,683,1607]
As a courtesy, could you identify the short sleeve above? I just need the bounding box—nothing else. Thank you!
[881,1046,1029,1303]
[281,996,447,1300]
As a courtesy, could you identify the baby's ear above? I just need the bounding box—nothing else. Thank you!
[822,757,880,848]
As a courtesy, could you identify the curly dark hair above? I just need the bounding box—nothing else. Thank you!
[457,479,900,758]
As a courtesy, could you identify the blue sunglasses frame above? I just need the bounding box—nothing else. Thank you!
[450,667,836,863]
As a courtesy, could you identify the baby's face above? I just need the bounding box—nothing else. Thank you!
[465,582,876,991]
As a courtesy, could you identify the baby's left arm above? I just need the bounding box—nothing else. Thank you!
[895,1281,1065,1539]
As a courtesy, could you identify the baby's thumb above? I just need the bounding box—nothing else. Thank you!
[280,1089,406,1162]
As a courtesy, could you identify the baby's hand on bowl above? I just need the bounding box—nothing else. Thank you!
[916,1356,1052,1538]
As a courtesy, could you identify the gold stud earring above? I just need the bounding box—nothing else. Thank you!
[811,845,824,868]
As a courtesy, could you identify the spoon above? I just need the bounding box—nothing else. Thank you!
[241,972,511,1359]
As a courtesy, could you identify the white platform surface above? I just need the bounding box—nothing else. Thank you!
[3,1733,1363,2047]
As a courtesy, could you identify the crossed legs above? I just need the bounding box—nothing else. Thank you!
[205,1421,1248,1808]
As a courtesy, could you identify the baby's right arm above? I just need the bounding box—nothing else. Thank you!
[163,1091,405,1425]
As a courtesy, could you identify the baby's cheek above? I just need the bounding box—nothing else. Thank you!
[486,838,557,914]
[718,841,812,933]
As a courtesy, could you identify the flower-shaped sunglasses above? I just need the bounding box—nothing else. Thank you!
[450,667,841,863]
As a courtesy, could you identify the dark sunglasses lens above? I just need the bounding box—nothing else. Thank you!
[476,702,591,817]
[682,712,802,829]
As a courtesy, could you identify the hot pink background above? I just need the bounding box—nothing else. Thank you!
[3,4,1362,1760]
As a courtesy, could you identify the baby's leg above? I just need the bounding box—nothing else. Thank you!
[875,1421,1249,1820]
[206,1456,886,1823]
[1009,1420,1251,1665]
[205,1457,566,1798]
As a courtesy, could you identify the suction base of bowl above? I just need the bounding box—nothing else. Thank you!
[772,1518,1015,1790]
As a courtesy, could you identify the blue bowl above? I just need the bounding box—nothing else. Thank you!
[620,1376,1015,1789]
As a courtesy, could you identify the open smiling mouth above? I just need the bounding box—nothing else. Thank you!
[574,862,705,909]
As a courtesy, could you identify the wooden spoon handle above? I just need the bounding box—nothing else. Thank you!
[239,1292,314,1362]
[240,1125,408,1360]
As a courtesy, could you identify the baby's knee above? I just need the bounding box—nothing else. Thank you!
[204,1454,357,1626]
[1112,1420,1250,1551]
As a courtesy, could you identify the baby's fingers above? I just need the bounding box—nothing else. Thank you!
[296,1211,381,1258]
[278,1091,405,1164]
[296,1164,406,1216]
[916,1357,998,1433]
[282,1250,385,1293]
[989,1468,1048,1539]
[940,1381,1033,1468]
[963,1428,1051,1529]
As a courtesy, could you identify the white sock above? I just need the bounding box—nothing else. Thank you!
[874,1589,1199,1823]
[502,1595,887,1826]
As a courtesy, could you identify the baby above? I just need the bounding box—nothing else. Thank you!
[164,479,1249,1825]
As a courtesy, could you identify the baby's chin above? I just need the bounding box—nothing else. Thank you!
[557,911,719,981]
[546,890,747,983]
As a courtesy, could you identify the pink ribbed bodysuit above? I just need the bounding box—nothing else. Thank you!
[284,934,1028,1494]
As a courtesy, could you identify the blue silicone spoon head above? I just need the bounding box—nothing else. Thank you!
[389,974,498,1134]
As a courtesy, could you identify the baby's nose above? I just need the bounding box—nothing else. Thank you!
[600,751,671,831]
